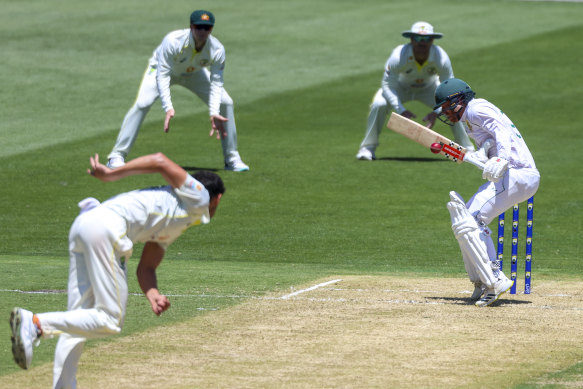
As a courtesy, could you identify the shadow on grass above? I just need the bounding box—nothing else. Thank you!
[426,296,532,306]
[376,157,450,163]
[182,166,221,172]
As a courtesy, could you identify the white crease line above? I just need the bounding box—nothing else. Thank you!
[521,0,583,2]
[0,289,252,299]
[2,286,578,311]
[324,287,573,298]
[0,289,65,294]
[279,279,343,300]
[1,286,572,299]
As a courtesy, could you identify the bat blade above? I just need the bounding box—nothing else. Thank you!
[386,112,483,169]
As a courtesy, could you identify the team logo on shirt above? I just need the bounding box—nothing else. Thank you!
[186,66,195,73]
[189,181,203,191]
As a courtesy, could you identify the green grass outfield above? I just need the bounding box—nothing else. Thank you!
[1,0,582,387]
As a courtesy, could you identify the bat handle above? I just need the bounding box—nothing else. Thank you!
[464,155,486,170]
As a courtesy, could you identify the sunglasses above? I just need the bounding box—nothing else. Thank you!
[412,35,433,42]
[194,25,212,31]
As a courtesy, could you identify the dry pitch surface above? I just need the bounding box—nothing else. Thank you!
[7,276,583,388]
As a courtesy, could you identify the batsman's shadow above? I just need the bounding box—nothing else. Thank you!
[427,296,533,307]
[376,157,449,163]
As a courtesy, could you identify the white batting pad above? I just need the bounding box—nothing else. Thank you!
[462,251,481,284]
[447,198,497,287]
[449,190,466,205]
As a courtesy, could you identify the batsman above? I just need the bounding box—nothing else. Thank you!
[435,78,540,307]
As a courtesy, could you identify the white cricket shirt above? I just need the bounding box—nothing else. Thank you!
[462,98,537,170]
[151,29,226,116]
[101,174,211,250]
[382,44,454,113]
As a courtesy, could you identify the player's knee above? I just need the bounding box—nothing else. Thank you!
[135,101,154,111]
[96,308,123,335]
[220,94,233,107]
[370,97,388,113]
[133,95,156,111]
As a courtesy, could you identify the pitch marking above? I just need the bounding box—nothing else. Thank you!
[279,279,343,300]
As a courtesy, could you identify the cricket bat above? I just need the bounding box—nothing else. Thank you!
[386,112,485,170]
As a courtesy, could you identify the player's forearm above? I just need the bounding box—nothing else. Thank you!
[208,71,224,116]
[137,242,164,295]
[381,72,405,113]
[382,85,405,114]
[108,153,187,188]
[155,61,173,112]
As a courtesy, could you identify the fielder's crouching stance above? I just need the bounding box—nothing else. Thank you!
[9,152,225,388]
[435,79,540,307]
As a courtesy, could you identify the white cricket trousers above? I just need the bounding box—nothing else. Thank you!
[108,64,240,163]
[36,207,131,389]
[359,87,474,151]
[467,167,540,226]
[461,167,540,284]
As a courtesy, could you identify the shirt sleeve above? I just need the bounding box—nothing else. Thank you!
[436,46,454,81]
[174,174,211,215]
[381,46,406,114]
[208,45,226,117]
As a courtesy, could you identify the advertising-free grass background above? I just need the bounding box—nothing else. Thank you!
[1,0,582,386]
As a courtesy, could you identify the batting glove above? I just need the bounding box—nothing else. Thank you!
[482,157,509,183]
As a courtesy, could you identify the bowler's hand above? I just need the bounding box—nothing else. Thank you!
[423,112,438,129]
[164,109,175,133]
[209,115,228,139]
[88,154,113,181]
[149,293,171,316]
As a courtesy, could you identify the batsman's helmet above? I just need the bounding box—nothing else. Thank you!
[433,78,475,110]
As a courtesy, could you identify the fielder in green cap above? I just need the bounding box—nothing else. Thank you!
[106,10,249,172]
[190,10,215,26]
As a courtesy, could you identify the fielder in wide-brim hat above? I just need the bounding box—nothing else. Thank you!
[402,21,443,39]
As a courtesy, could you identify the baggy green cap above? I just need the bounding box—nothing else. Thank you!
[190,10,215,26]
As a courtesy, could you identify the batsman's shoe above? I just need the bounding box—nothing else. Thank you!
[107,156,125,169]
[470,282,485,301]
[356,147,376,161]
[10,308,41,369]
[475,278,514,307]
[225,157,249,172]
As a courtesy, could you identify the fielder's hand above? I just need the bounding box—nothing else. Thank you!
[209,115,228,139]
[422,111,438,129]
[482,157,509,183]
[400,110,416,120]
[164,109,175,133]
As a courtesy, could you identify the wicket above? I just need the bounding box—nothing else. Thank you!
[496,196,534,294]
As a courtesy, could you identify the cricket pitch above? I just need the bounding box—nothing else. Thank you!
[6,275,583,388]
